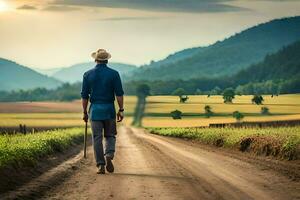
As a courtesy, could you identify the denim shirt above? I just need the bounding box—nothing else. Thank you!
[81,64,124,120]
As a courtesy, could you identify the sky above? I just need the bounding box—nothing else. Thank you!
[0,0,300,69]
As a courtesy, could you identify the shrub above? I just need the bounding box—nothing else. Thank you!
[252,95,264,105]
[261,107,270,115]
[233,111,244,122]
[170,110,182,119]
[204,105,213,118]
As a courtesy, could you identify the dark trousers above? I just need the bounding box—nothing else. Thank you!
[90,120,117,166]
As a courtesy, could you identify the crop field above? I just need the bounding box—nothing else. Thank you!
[0,94,299,129]
[148,126,300,160]
[0,128,86,169]
[0,113,83,127]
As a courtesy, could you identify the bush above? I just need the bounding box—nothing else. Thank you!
[252,95,264,105]
[170,110,182,119]
[233,111,244,122]
[261,107,270,115]
[180,96,189,103]
[204,105,213,118]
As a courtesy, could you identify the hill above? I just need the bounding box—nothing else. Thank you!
[128,16,300,81]
[0,58,62,91]
[33,67,62,76]
[231,40,300,94]
[53,62,137,83]
[1,41,299,101]
[124,40,300,95]
[234,40,300,84]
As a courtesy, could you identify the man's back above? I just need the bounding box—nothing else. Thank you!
[81,63,124,104]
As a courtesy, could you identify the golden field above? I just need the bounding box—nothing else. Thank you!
[0,94,299,128]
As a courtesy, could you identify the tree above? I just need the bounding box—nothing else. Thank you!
[172,88,188,103]
[204,105,213,118]
[195,89,202,95]
[132,84,151,127]
[171,110,182,119]
[261,107,270,115]
[223,88,235,103]
[252,95,264,105]
[235,85,244,95]
[172,88,186,96]
[136,84,151,98]
[210,86,222,95]
[180,96,189,103]
[233,111,244,122]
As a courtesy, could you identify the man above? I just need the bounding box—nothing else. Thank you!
[81,49,124,174]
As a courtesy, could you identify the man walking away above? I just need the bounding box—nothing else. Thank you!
[81,49,124,174]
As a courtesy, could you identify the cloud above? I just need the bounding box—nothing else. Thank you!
[53,0,245,13]
[98,17,164,21]
[17,5,37,10]
[43,5,81,12]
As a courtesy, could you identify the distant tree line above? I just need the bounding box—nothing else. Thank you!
[124,78,299,96]
[0,83,81,102]
[0,77,299,102]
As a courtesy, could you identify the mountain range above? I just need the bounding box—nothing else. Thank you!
[127,16,300,81]
[122,39,300,95]
[0,58,61,91]
[52,62,137,83]
[233,40,300,85]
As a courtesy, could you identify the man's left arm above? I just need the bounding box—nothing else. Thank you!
[114,72,124,122]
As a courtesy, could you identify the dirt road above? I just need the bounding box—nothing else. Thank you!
[7,126,300,200]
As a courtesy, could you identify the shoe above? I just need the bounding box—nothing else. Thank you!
[106,157,114,173]
[97,165,105,174]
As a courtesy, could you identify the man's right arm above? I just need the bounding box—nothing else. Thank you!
[81,73,90,122]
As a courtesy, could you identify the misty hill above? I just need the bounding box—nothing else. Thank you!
[142,46,201,68]
[123,40,300,95]
[233,40,300,85]
[2,41,300,101]
[129,16,300,80]
[0,58,62,91]
[53,62,137,83]
[33,67,62,76]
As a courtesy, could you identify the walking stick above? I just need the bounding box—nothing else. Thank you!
[84,121,88,158]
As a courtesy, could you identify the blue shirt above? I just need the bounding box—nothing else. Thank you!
[81,63,124,120]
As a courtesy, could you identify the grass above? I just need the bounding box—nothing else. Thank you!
[0,128,86,169]
[0,94,300,128]
[148,126,300,160]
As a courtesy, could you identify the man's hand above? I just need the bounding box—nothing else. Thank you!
[83,112,89,123]
[117,111,124,122]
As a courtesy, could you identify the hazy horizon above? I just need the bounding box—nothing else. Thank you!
[0,0,300,69]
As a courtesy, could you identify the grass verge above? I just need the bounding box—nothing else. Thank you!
[0,128,85,169]
[148,126,300,160]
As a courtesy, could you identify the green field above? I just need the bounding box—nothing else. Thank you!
[0,94,299,128]
[148,126,300,160]
[0,128,86,169]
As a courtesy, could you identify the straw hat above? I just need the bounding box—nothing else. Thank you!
[91,49,111,61]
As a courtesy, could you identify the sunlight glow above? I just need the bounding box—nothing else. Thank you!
[0,0,8,12]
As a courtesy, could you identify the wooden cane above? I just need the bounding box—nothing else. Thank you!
[84,121,88,158]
